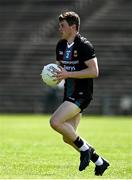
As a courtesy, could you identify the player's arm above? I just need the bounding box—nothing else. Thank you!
[56,57,99,80]
[69,57,99,78]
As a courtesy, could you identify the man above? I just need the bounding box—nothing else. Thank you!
[50,11,109,176]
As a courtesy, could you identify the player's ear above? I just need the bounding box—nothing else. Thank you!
[71,24,77,31]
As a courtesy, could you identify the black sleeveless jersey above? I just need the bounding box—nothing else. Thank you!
[56,34,96,100]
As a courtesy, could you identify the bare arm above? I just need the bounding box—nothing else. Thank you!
[56,57,99,80]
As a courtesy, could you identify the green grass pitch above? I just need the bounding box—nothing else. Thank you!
[0,114,131,179]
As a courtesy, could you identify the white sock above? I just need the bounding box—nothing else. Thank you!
[95,157,103,166]
[79,142,89,151]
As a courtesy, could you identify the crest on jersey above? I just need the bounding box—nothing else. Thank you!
[74,50,78,57]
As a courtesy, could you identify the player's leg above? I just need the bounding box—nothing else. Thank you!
[62,113,80,151]
[61,114,94,171]
[50,101,92,171]
[50,101,109,174]
[50,101,81,141]
[62,113,110,175]
[62,114,93,152]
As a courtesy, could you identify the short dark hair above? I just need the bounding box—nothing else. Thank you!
[59,11,80,31]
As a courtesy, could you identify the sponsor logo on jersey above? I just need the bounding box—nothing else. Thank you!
[64,65,76,71]
[59,51,63,55]
[60,60,79,65]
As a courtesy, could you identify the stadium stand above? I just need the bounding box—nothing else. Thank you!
[0,0,132,114]
[82,0,132,114]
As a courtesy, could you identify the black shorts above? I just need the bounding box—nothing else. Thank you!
[63,95,92,112]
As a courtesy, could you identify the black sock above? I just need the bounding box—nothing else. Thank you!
[73,136,84,148]
[74,137,100,162]
[91,151,100,163]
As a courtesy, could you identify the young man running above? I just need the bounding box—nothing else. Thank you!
[50,11,109,176]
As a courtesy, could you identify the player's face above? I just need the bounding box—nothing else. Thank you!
[59,20,73,40]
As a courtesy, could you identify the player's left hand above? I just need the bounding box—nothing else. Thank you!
[55,66,70,80]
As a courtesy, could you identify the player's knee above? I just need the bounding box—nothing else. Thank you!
[50,118,60,130]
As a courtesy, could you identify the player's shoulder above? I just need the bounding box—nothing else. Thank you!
[75,34,94,48]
